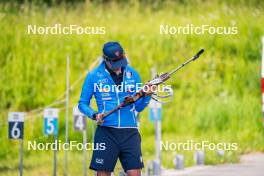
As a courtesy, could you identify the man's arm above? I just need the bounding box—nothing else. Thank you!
[78,72,97,119]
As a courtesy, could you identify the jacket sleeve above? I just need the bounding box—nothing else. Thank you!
[134,72,151,112]
[78,72,97,119]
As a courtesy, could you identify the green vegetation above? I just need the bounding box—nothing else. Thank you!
[0,1,264,175]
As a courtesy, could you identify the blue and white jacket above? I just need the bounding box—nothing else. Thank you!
[78,61,151,128]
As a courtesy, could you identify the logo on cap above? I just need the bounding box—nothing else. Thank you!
[115,51,120,57]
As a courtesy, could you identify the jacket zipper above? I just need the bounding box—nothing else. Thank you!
[116,89,120,127]
[102,101,106,113]
[131,104,136,124]
[104,66,121,127]
[118,69,126,127]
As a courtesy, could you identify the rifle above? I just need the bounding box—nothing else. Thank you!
[101,49,204,120]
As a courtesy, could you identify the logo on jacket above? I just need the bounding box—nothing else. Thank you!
[97,72,104,77]
[126,71,132,79]
[97,78,108,84]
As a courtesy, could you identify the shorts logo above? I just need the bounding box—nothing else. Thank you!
[140,156,143,163]
[96,158,104,165]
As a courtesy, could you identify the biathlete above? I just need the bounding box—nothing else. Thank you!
[79,41,154,176]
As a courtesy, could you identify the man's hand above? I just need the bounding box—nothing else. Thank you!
[143,84,157,96]
[96,113,105,125]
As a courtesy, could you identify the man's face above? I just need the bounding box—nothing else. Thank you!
[113,67,121,72]
[105,60,121,72]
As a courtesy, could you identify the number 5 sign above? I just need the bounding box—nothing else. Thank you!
[44,108,58,136]
[8,112,24,139]
[73,106,87,131]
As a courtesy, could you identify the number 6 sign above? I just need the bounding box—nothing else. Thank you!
[8,112,24,139]
[44,108,58,136]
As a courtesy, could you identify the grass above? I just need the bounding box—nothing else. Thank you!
[0,0,264,175]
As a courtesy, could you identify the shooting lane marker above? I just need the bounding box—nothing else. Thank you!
[44,108,59,176]
[8,112,24,176]
[262,36,264,126]
[148,67,162,176]
[174,154,184,170]
[217,149,225,157]
[146,160,160,176]
[194,151,205,165]
[65,54,70,176]
[73,106,87,176]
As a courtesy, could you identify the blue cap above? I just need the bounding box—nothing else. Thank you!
[103,42,128,69]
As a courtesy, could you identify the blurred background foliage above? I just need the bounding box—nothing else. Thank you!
[0,0,264,175]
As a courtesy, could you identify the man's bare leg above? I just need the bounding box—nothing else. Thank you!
[126,169,141,176]
[96,171,111,176]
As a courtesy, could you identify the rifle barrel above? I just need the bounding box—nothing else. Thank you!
[169,49,204,76]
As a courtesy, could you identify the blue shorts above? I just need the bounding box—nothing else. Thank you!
[90,126,144,172]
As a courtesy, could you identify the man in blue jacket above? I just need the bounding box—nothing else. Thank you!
[79,42,153,176]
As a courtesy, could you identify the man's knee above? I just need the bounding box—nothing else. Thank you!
[96,171,111,176]
[126,169,141,176]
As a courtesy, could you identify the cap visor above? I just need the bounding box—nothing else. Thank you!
[110,58,128,69]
